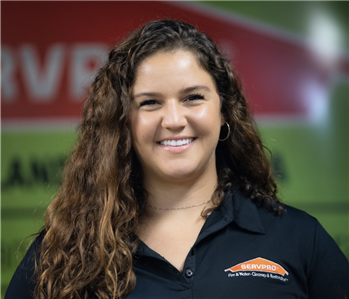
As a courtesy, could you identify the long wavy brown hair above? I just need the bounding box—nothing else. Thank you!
[34,19,283,299]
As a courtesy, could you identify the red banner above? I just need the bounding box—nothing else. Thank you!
[2,2,346,123]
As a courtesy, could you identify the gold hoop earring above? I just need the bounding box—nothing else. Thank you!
[219,122,230,141]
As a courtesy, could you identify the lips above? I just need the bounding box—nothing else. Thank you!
[158,138,196,147]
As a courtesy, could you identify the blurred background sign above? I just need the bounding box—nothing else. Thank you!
[1,1,348,296]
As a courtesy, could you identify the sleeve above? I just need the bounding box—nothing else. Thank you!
[4,233,44,299]
[307,220,349,299]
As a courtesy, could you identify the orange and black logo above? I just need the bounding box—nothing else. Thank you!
[224,257,289,282]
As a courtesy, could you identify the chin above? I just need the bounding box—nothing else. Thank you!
[160,168,199,182]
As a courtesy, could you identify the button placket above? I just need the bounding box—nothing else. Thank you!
[185,269,193,278]
[183,248,196,283]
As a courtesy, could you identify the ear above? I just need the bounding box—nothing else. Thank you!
[220,113,225,126]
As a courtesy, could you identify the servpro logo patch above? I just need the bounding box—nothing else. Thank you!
[224,257,289,282]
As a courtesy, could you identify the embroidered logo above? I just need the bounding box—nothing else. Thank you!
[224,257,289,282]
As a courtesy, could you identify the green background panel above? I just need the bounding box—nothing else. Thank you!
[200,1,349,50]
[1,132,76,294]
[259,81,349,258]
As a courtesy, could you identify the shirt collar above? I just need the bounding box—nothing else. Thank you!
[135,189,266,257]
[220,189,266,235]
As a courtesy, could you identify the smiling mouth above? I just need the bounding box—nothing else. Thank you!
[158,138,196,147]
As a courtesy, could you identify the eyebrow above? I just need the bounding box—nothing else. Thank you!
[181,85,210,94]
[132,85,211,100]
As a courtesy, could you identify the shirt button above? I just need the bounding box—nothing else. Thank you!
[185,269,193,278]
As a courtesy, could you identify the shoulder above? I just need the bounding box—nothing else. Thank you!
[257,203,326,257]
[231,189,319,237]
[259,205,348,273]
[258,202,318,234]
[258,203,344,255]
[253,200,348,265]
[4,230,45,299]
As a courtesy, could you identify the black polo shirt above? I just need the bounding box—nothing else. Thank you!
[5,190,349,299]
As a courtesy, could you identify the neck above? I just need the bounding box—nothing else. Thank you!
[142,168,218,213]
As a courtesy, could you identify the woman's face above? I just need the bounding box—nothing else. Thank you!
[130,50,223,185]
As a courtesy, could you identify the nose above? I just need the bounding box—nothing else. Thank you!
[161,99,187,131]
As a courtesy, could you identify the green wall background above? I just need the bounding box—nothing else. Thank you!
[2,1,348,297]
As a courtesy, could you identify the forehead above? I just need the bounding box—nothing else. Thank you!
[131,50,216,95]
[137,50,200,73]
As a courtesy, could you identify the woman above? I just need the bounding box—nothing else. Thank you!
[5,20,348,299]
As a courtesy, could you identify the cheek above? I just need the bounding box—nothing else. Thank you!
[193,106,222,134]
[130,113,158,144]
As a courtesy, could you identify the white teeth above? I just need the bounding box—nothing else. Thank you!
[160,138,194,147]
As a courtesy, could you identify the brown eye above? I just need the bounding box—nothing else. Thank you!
[187,93,204,101]
[139,100,157,107]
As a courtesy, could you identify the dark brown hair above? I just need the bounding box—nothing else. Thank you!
[35,19,283,299]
